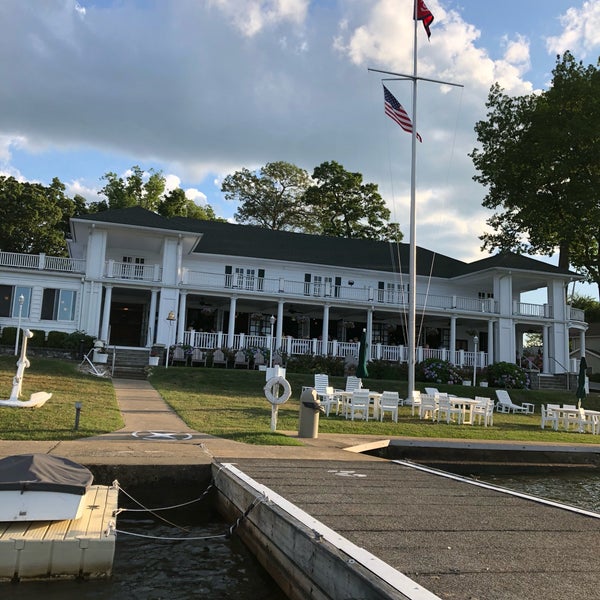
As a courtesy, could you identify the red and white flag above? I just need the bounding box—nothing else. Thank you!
[415,0,434,39]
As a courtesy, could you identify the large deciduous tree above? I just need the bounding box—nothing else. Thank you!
[303,161,402,241]
[96,165,166,211]
[0,176,79,256]
[221,161,312,230]
[470,51,600,292]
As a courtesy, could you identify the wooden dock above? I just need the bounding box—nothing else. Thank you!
[0,484,118,581]
[214,457,600,600]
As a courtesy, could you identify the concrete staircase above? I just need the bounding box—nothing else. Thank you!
[531,372,575,391]
[105,347,155,379]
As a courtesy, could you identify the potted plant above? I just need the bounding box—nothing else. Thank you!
[92,341,108,364]
[148,352,160,366]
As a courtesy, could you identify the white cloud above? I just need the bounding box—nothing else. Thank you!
[546,0,600,57]
[185,188,208,206]
[208,0,309,36]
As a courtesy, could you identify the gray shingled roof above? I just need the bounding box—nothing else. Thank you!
[75,207,578,279]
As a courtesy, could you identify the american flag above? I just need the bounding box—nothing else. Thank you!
[415,0,434,39]
[383,85,422,142]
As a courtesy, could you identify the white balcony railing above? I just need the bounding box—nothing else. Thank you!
[0,251,85,273]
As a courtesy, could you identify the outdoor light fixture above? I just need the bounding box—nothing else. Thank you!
[269,315,276,369]
[472,335,479,386]
[14,294,25,356]
[165,310,176,368]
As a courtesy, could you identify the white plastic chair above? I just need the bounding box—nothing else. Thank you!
[344,376,363,392]
[473,396,494,427]
[346,390,370,421]
[379,391,400,423]
[495,390,527,413]
[437,396,462,424]
[419,394,438,420]
[191,348,206,367]
[172,346,187,366]
[320,386,340,417]
[541,404,559,430]
[578,409,600,435]
[406,390,421,416]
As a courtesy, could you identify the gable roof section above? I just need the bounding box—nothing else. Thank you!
[73,207,579,280]
[462,252,577,278]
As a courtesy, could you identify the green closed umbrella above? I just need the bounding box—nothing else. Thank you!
[356,329,369,379]
[576,356,587,409]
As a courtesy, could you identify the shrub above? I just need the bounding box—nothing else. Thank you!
[46,331,69,348]
[486,361,527,389]
[286,354,345,375]
[417,358,463,384]
[27,329,47,347]
[367,359,407,381]
[0,326,17,346]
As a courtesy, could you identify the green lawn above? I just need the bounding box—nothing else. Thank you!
[0,356,122,440]
[1,355,599,446]
[148,366,600,445]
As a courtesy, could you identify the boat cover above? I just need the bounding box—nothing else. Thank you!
[0,454,93,495]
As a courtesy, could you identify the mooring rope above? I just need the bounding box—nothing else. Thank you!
[113,493,266,543]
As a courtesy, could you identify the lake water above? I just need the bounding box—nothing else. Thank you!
[5,499,287,600]
[4,467,599,599]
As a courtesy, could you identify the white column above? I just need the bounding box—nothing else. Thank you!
[366,308,374,360]
[227,297,237,348]
[276,301,284,351]
[543,325,550,373]
[449,316,457,365]
[100,285,112,343]
[487,319,494,365]
[321,304,330,356]
[147,289,158,347]
[580,330,586,358]
[177,292,187,344]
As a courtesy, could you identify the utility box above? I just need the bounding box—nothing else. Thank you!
[298,388,323,438]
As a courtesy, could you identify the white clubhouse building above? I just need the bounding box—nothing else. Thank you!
[0,207,587,374]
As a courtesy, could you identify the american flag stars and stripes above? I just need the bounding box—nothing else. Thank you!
[383,85,422,142]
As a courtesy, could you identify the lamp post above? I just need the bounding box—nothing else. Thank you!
[165,310,176,368]
[472,335,479,386]
[14,294,24,356]
[269,315,276,369]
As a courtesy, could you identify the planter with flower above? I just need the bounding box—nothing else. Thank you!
[92,340,108,364]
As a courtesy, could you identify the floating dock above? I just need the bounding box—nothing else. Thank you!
[0,483,118,581]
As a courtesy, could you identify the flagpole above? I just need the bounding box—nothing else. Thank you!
[407,0,418,399]
[369,1,462,402]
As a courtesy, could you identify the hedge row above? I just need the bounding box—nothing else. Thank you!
[0,327,95,351]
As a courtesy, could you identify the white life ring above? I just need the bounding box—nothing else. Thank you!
[264,376,292,406]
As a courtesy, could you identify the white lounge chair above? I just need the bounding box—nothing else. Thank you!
[495,390,527,413]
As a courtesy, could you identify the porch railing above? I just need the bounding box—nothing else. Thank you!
[182,330,488,368]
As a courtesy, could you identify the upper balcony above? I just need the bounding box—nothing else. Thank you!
[0,251,585,324]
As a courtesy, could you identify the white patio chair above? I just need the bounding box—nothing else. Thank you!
[541,404,559,430]
[171,345,187,366]
[190,348,207,367]
[578,409,600,435]
[419,394,438,420]
[344,376,363,392]
[233,349,250,369]
[252,350,265,369]
[314,373,330,394]
[473,396,494,427]
[407,390,422,416]
[320,386,340,417]
[211,349,228,368]
[379,391,400,423]
[495,390,527,413]
[437,395,462,424]
[346,390,370,421]
[562,404,580,431]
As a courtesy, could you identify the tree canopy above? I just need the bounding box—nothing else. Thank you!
[0,176,87,256]
[470,51,600,292]
[221,161,312,231]
[222,159,402,242]
[304,161,402,241]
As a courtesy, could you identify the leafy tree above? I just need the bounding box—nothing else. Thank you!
[221,161,312,230]
[569,294,600,323]
[0,176,73,255]
[158,188,225,221]
[97,165,166,211]
[303,161,402,241]
[471,52,600,292]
